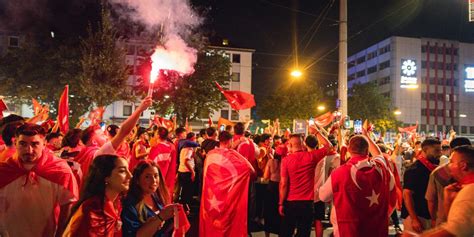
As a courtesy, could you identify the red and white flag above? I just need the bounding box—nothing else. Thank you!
[208,116,213,127]
[215,82,256,110]
[398,122,418,134]
[58,85,69,134]
[0,98,8,119]
[330,155,395,237]
[314,111,334,127]
[199,148,255,237]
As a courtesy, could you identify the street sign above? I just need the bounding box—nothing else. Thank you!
[293,119,307,134]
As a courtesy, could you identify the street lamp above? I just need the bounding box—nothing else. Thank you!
[290,69,302,78]
[394,110,402,115]
[317,105,326,111]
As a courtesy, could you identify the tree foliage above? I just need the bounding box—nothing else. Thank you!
[79,7,132,107]
[136,50,231,125]
[348,82,400,132]
[257,81,324,129]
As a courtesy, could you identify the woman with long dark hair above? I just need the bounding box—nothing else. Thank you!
[64,154,132,236]
[122,160,178,237]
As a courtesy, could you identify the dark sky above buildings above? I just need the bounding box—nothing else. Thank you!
[1,0,474,105]
[196,0,474,104]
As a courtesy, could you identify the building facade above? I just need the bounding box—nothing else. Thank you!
[348,36,474,135]
[102,41,254,128]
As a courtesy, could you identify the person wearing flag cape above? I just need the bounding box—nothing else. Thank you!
[0,123,78,237]
[319,131,396,237]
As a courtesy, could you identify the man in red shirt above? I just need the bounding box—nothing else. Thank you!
[279,127,332,237]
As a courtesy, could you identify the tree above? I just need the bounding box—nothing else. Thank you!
[79,7,132,107]
[348,82,400,133]
[137,50,231,125]
[0,41,92,125]
[257,81,324,129]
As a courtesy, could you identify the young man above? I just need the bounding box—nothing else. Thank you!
[0,123,78,237]
[199,131,255,237]
[425,137,471,227]
[402,138,441,233]
[404,145,474,237]
[319,133,396,237]
[279,128,332,237]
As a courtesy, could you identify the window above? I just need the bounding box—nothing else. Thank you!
[367,51,377,60]
[379,60,390,70]
[221,110,229,119]
[379,76,390,86]
[470,126,474,134]
[379,45,391,55]
[348,60,356,67]
[231,110,239,120]
[461,126,467,134]
[367,66,377,74]
[421,45,427,53]
[123,105,132,116]
[8,36,19,47]
[421,61,426,69]
[232,54,241,63]
[356,56,365,64]
[231,72,240,82]
[356,70,366,77]
[348,73,356,81]
[420,124,426,132]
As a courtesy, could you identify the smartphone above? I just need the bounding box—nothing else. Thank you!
[354,119,362,134]
[219,125,225,131]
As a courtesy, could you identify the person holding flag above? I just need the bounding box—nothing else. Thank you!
[199,131,255,237]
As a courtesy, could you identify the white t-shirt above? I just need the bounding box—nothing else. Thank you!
[441,183,474,237]
[0,175,76,237]
[178,147,195,173]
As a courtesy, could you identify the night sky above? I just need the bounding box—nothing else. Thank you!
[2,0,474,109]
[195,0,474,108]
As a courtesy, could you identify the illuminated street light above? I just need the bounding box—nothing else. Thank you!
[290,69,302,78]
[460,114,467,118]
[164,95,170,99]
[317,105,326,111]
[394,110,402,115]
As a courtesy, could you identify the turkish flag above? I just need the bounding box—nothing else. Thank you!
[208,116,213,127]
[199,148,255,237]
[398,122,418,134]
[215,82,256,110]
[330,155,395,237]
[148,141,177,201]
[217,117,234,129]
[314,111,334,127]
[58,85,69,134]
[32,98,42,115]
[0,98,8,119]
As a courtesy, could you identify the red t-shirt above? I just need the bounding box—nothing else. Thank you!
[281,147,328,201]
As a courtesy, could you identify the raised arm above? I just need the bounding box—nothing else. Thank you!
[111,97,152,150]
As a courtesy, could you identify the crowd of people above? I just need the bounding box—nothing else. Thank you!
[0,95,473,237]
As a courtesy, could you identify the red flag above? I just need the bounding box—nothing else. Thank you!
[173,205,190,237]
[0,99,8,119]
[199,148,255,237]
[58,85,69,134]
[217,117,234,130]
[314,111,334,127]
[208,116,213,127]
[330,155,395,237]
[215,82,256,110]
[398,123,418,134]
[32,98,42,115]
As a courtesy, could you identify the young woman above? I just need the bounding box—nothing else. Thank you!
[122,160,178,237]
[64,154,132,237]
[129,127,150,171]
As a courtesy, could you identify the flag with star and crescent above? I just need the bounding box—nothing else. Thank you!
[199,148,255,237]
[330,155,395,237]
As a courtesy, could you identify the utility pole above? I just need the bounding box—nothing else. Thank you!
[338,0,348,117]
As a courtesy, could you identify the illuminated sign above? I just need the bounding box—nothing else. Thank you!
[465,66,474,92]
[400,59,418,88]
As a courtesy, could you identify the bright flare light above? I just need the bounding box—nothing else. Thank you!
[394,110,402,115]
[290,70,302,78]
[317,105,326,111]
